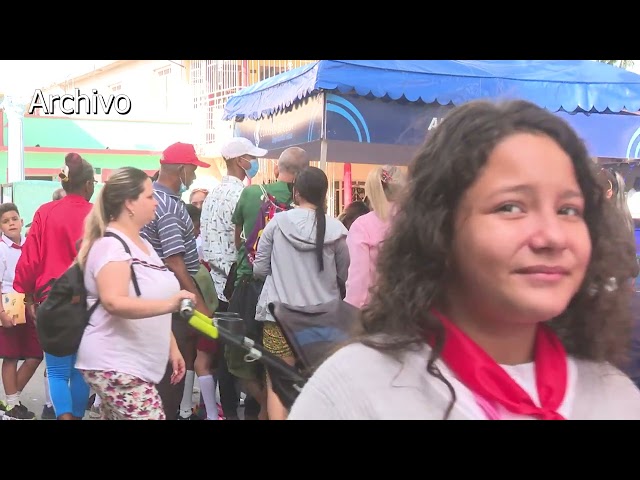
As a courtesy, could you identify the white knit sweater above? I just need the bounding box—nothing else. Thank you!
[288,342,640,420]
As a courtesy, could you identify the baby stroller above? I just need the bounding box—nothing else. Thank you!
[179,299,361,410]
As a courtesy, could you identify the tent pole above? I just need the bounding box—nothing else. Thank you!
[343,163,352,209]
[320,138,328,171]
[320,91,328,172]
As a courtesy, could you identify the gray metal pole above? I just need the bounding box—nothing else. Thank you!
[1,96,27,183]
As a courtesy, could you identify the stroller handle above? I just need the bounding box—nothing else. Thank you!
[178,299,307,386]
[179,299,196,319]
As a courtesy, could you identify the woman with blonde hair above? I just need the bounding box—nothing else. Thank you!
[344,165,406,308]
[75,167,195,420]
[189,188,209,210]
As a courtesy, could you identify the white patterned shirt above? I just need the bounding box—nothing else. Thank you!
[200,175,244,302]
[0,234,25,294]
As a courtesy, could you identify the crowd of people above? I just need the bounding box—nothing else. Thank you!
[1,98,640,420]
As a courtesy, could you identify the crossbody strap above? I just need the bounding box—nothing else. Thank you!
[103,231,141,296]
[88,231,142,317]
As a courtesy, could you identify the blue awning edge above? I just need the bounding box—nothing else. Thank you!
[222,62,321,121]
[222,60,640,121]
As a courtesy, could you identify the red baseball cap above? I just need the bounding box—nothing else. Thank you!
[160,142,210,168]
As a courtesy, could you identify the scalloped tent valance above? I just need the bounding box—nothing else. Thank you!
[223,60,640,121]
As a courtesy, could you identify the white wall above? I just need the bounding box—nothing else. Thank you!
[38,60,192,122]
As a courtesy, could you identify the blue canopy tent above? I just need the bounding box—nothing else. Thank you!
[223,60,640,210]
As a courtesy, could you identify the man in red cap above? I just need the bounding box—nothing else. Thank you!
[141,142,213,419]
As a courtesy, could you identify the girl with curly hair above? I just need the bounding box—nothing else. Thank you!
[289,99,640,420]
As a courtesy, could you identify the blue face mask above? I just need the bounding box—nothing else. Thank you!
[178,168,189,194]
[244,159,259,179]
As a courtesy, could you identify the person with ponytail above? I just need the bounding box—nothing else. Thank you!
[75,167,195,420]
[253,166,350,419]
[14,152,96,419]
[344,164,406,309]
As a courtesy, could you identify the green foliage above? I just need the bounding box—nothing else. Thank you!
[596,60,635,69]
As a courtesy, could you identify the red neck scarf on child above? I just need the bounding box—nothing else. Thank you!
[429,310,567,420]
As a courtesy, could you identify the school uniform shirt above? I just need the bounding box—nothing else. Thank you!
[76,227,180,385]
[0,234,25,294]
[288,341,640,420]
[0,234,40,361]
[14,194,92,301]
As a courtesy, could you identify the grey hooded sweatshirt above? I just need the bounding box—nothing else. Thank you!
[254,208,350,322]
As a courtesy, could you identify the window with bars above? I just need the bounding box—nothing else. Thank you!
[155,65,173,111]
[157,66,171,77]
[255,60,313,82]
[333,181,366,216]
[189,60,317,146]
[192,61,204,109]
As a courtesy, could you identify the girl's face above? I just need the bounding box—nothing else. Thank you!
[190,190,207,209]
[445,132,592,326]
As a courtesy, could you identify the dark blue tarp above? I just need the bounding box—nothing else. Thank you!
[223,60,640,121]
[234,91,640,161]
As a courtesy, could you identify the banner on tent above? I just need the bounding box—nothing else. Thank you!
[325,93,450,146]
[555,111,640,159]
[233,92,640,160]
[233,93,323,151]
[325,93,640,159]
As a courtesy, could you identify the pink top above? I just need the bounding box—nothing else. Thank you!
[344,211,392,308]
[76,228,180,384]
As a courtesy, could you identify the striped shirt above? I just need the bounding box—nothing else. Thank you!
[140,181,200,276]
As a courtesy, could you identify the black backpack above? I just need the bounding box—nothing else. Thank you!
[36,231,141,357]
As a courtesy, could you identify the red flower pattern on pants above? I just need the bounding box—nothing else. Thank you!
[80,370,165,420]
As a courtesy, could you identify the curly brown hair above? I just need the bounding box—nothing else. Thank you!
[358,99,636,417]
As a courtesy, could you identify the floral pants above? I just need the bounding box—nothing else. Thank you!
[80,370,165,420]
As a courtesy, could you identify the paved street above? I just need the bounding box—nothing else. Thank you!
[0,362,105,420]
[0,362,59,419]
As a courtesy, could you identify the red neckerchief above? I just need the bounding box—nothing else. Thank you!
[429,309,567,420]
[2,235,22,250]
